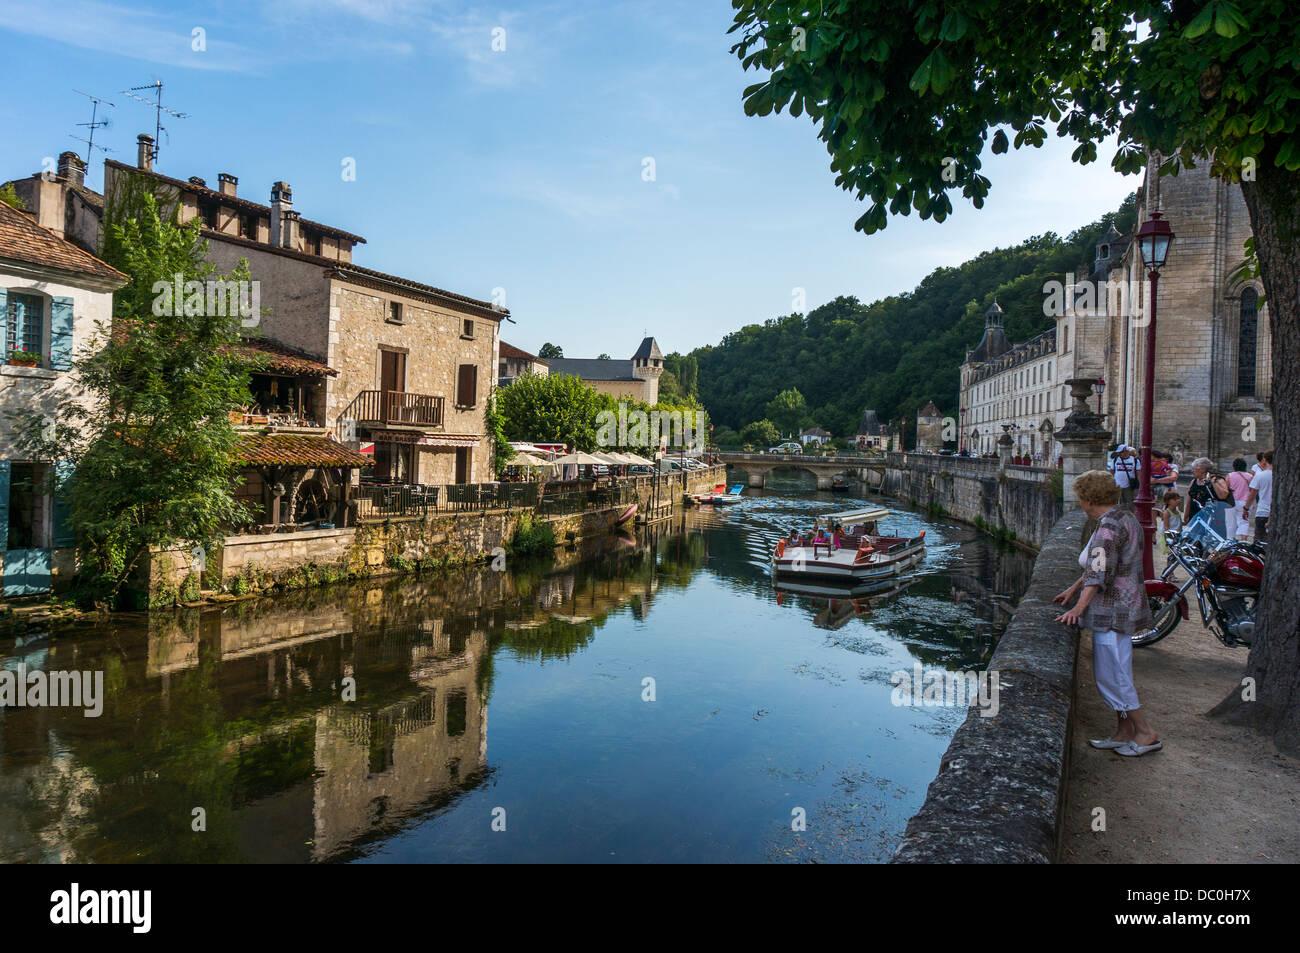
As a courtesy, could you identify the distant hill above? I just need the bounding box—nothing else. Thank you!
[693,193,1137,443]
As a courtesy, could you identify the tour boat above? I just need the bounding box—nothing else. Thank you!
[770,505,925,583]
[687,483,746,505]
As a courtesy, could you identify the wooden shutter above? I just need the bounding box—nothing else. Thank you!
[50,296,74,369]
[53,461,74,549]
[0,288,7,356]
[458,364,477,407]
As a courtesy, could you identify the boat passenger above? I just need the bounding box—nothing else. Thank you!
[788,529,801,548]
[832,524,842,550]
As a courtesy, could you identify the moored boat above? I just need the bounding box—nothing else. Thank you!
[770,505,925,583]
[687,483,746,505]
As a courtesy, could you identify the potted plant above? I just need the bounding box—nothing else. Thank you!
[8,349,38,367]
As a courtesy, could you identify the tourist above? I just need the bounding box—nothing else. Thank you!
[1151,450,1179,490]
[1183,458,1232,527]
[1247,451,1273,542]
[1108,445,1138,508]
[1227,458,1253,540]
[1154,491,1183,565]
[832,523,843,550]
[788,528,801,548]
[1252,451,1265,476]
[1052,469,1160,757]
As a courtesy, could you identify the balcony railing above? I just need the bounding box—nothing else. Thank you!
[348,390,445,428]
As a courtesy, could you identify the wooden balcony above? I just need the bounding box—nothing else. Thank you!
[351,390,445,428]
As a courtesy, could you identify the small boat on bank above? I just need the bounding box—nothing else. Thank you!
[830,475,851,492]
[770,505,925,583]
[687,483,746,506]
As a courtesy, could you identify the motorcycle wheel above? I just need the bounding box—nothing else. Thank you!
[1132,593,1182,647]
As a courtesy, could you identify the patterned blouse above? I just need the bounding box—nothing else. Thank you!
[1080,507,1154,637]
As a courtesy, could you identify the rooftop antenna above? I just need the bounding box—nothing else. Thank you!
[71,90,115,168]
[120,79,189,164]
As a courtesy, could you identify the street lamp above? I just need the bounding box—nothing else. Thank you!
[1095,377,1106,415]
[1134,210,1175,580]
[959,406,966,454]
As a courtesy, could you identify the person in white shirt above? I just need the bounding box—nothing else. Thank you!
[1246,451,1273,542]
[1108,445,1139,507]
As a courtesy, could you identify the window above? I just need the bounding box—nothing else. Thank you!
[1238,288,1259,396]
[387,301,403,324]
[7,292,44,359]
[457,364,478,407]
[240,213,258,240]
[198,200,219,229]
[462,319,475,339]
[305,232,321,256]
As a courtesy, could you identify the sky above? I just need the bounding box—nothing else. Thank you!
[0,0,1138,359]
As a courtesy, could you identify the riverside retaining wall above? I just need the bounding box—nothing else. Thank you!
[871,454,1063,550]
[891,507,1089,863]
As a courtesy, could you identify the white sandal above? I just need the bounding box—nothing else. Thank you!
[1116,740,1163,757]
[1089,738,1129,749]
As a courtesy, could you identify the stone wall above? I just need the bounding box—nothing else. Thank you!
[891,508,1088,863]
[871,454,1063,550]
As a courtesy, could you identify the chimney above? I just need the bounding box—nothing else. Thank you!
[218,173,237,197]
[269,181,293,247]
[137,134,155,172]
[282,210,301,250]
[56,151,86,189]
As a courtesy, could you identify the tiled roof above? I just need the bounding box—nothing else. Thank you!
[548,358,638,381]
[327,262,508,319]
[632,336,662,361]
[500,341,547,363]
[231,338,337,377]
[105,160,366,242]
[236,433,369,468]
[0,201,127,285]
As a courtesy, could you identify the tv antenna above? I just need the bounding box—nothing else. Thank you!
[120,79,189,163]
[70,90,115,167]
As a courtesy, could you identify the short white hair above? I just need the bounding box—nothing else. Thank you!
[1191,456,1214,471]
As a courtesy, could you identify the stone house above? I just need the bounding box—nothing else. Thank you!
[855,409,897,451]
[0,200,127,595]
[11,134,508,488]
[546,337,664,404]
[798,426,831,447]
[914,400,946,451]
[497,341,549,385]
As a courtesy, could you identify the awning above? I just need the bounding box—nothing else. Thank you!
[417,433,482,448]
[236,433,371,468]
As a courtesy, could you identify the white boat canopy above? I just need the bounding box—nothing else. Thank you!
[819,505,890,525]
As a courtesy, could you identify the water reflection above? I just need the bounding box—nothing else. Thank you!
[0,487,1033,864]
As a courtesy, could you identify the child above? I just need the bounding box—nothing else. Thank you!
[1154,491,1183,565]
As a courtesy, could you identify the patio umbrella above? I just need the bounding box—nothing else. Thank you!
[593,452,626,465]
[510,451,549,467]
[552,451,606,466]
[621,452,655,466]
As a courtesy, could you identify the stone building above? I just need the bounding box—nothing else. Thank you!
[855,409,897,451]
[914,400,947,451]
[9,135,508,487]
[0,200,127,595]
[959,155,1271,467]
[546,337,664,404]
[497,341,549,385]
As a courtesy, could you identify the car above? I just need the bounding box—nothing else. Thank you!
[768,442,802,455]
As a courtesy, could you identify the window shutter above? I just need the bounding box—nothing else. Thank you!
[0,460,9,553]
[458,364,477,406]
[53,461,74,549]
[50,296,74,370]
[0,288,8,356]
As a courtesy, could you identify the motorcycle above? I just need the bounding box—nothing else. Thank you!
[1135,515,1265,648]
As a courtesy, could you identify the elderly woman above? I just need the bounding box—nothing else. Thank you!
[1183,457,1232,527]
[1053,470,1161,756]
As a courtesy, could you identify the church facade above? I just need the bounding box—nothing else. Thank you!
[959,157,1271,468]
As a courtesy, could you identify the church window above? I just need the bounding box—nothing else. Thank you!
[1238,288,1259,397]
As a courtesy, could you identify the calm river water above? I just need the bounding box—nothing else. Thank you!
[0,477,1033,863]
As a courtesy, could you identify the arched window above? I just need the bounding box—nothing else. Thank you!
[1238,288,1259,397]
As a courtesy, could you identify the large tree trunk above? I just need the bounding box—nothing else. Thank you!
[1209,156,1300,754]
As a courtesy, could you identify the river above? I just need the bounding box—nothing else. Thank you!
[0,477,1033,863]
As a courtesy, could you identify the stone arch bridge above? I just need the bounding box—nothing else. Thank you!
[715,451,890,489]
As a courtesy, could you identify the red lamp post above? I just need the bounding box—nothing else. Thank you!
[1134,211,1175,580]
[959,406,966,453]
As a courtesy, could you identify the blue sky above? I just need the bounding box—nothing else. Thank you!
[0,0,1136,359]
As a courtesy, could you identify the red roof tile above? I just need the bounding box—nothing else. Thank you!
[0,202,127,285]
[236,433,370,468]
[231,338,337,377]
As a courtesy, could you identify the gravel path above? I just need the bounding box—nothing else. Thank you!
[1061,605,1300,863]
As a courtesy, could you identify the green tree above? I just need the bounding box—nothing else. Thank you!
[538,342,563,359]
[741,419,780,447]
[765,387,808,437]
[596,352,612,360]
[485,386,515,477]
[13,174,254,606]
[729,0,1300,749]
[496,372,606,451]
[0,182,26,211]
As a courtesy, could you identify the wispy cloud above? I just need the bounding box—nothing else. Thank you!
[0,0,258,72]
